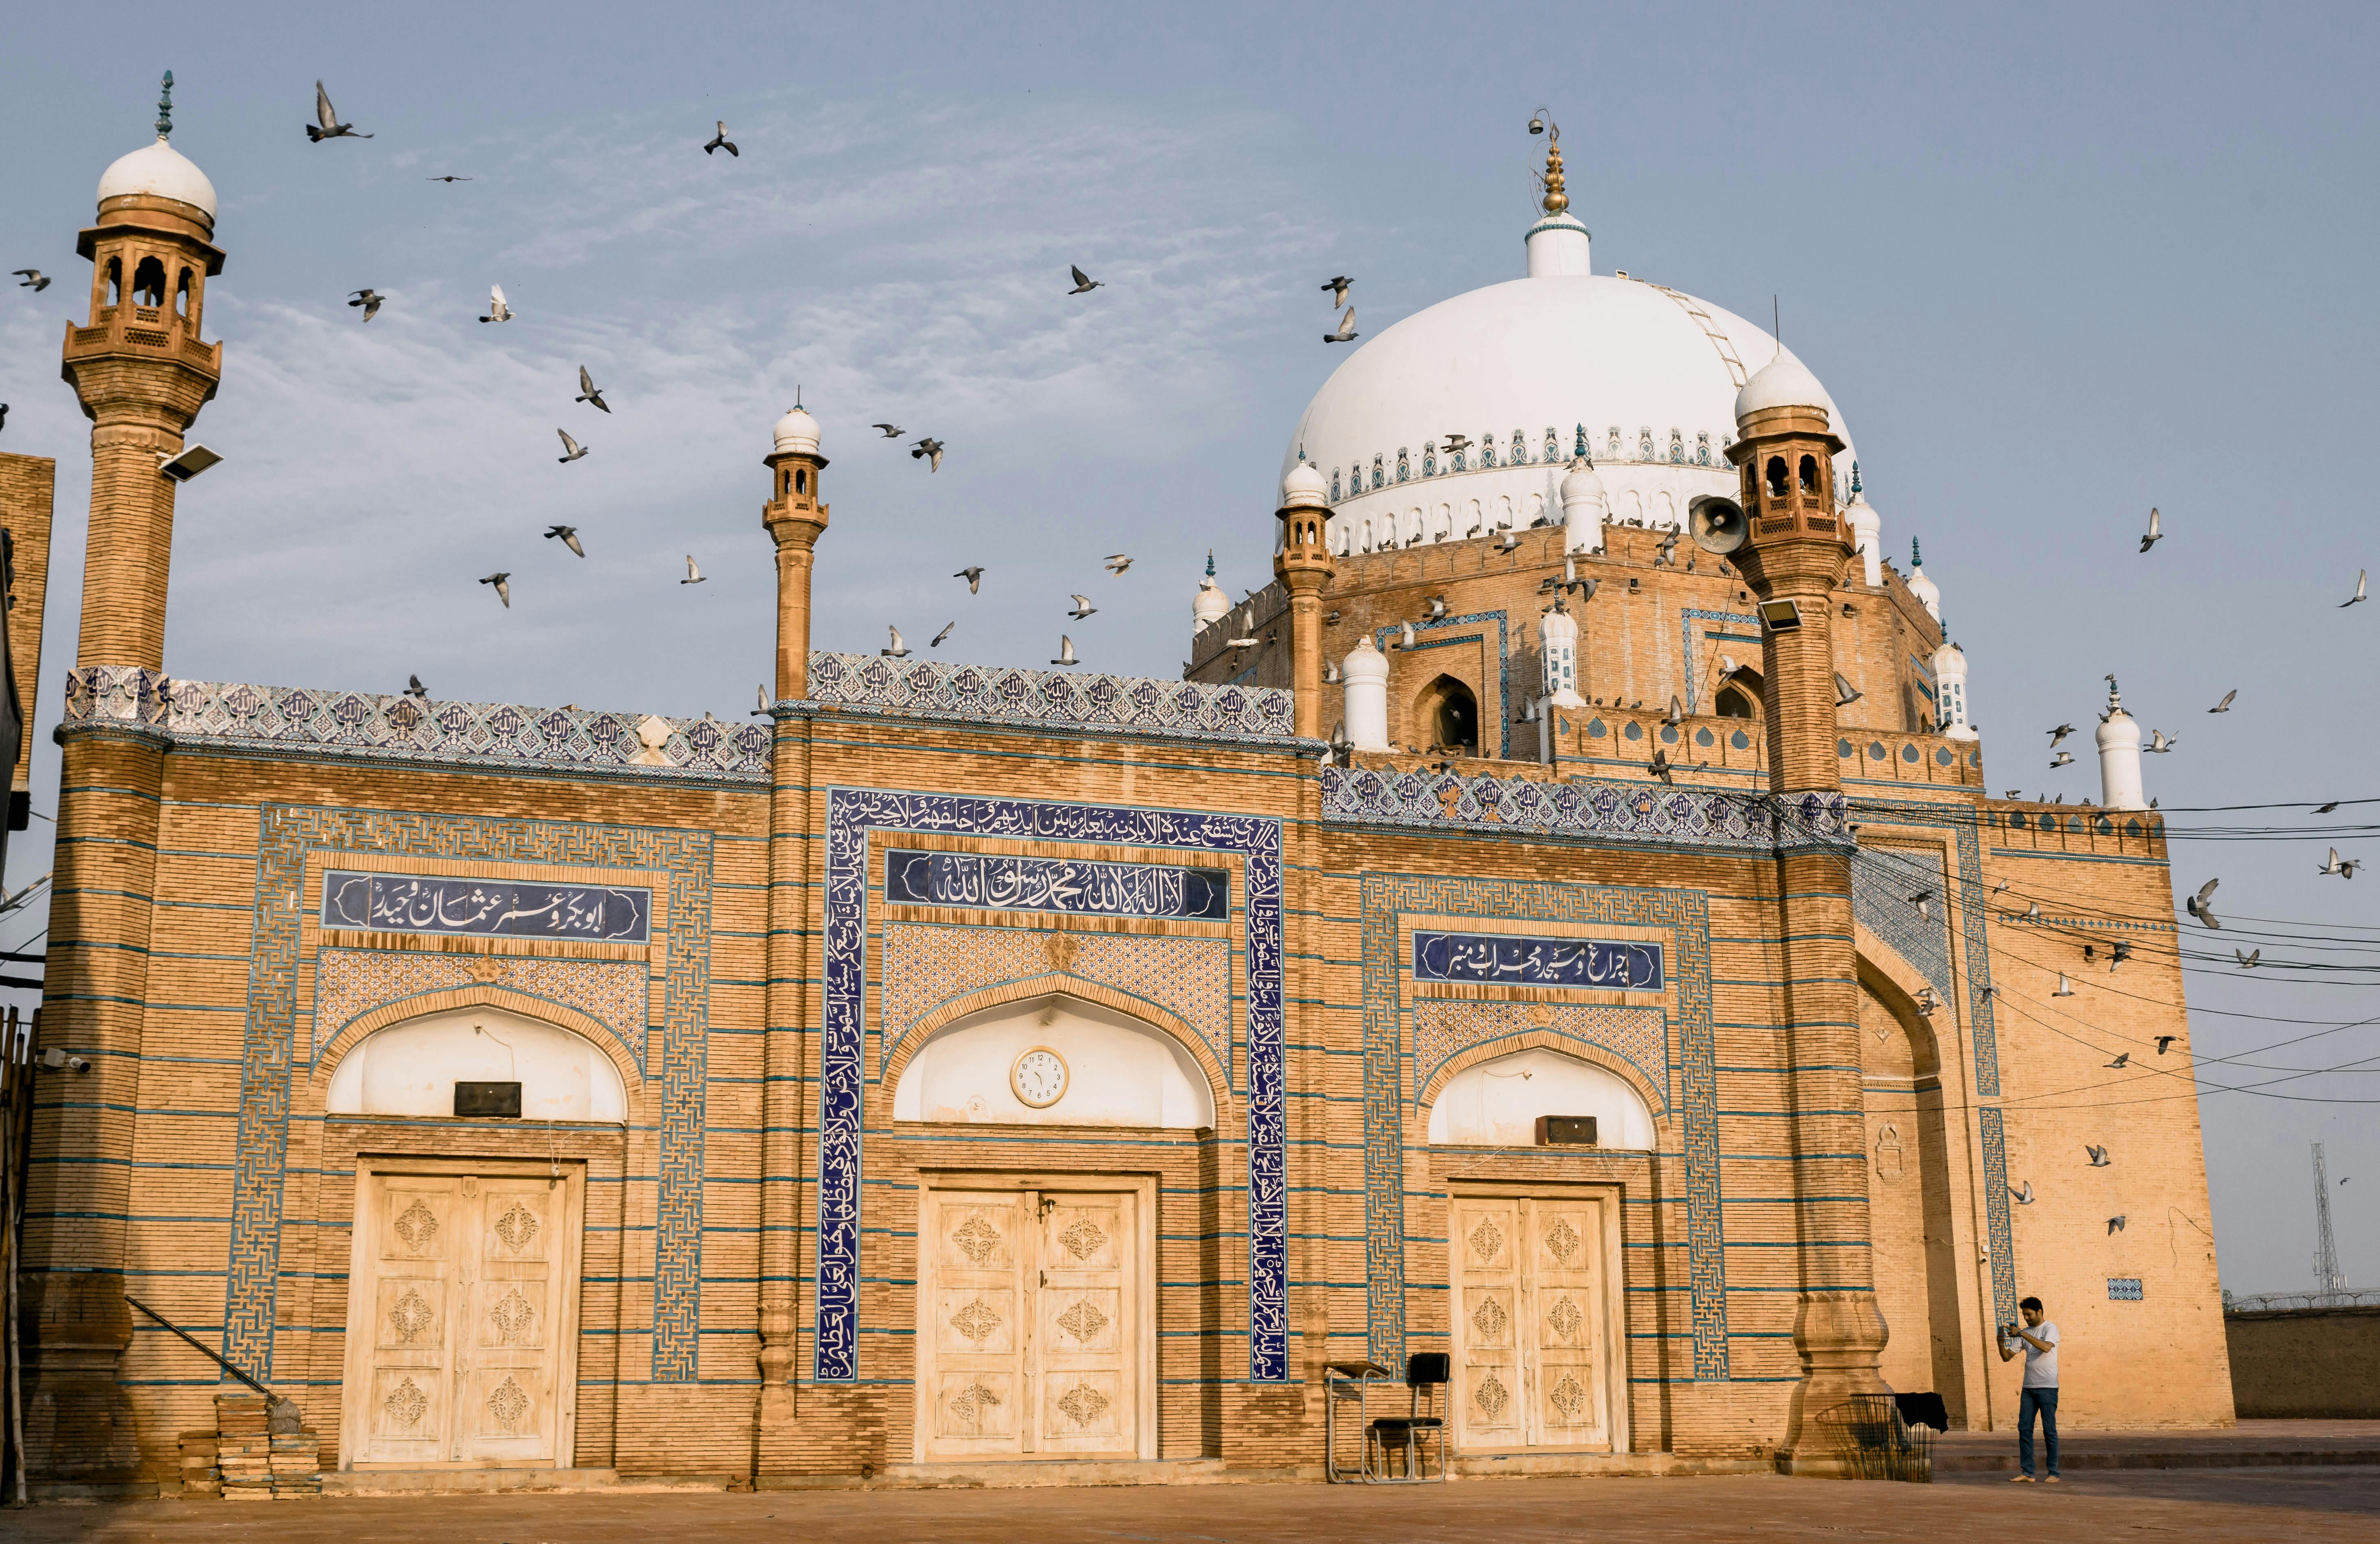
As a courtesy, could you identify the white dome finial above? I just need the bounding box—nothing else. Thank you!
[1905,537,1940,623]
[1523,113,1591,278]
[772,390,821,456]
[1843,460,1883,587]
[97,72,217,223]
[1192,550,1231,631]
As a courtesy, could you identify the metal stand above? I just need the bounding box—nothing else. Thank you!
[1323,1359,1391,1482]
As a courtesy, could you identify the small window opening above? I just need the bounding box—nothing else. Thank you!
[1798,455,1818,494]
[175,268,192,318]
[1765,456,1788,498]
[133,256,167,307]
[105,257,122,307]
[795,468,807,493]
[1715,685,1757,719]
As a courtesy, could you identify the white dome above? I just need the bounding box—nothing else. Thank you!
[1286,274,1852,542]
[96,137,217,221]
[1558,461,1606,503]
[772,405,821,456]
[1906,541,1941,622]
[1281,461,1328,508]
[1734,354,1828,421]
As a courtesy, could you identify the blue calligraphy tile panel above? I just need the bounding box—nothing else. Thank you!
[227,807,711,1384]
[1362,877,1723,1378]
[1979,1106,2017,1329]
[882,849,1227,921]
[1412,931,1663,991]
[321,870,653,942]
[819,790,1285,1383]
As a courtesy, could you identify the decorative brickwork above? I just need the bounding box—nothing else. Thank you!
[1979,1106,2018,1329]
[805,653,1297,741]
[1323,763,1845,850]
[1410,999,1669,1112]
[311,948,649,1072]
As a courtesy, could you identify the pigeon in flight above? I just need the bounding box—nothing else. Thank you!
[0,405,8,431]
[2321,847,2363,878]
[1835,673,1862,707]
[2104,1053,2129,1070]
[544,524,584,557]
[954,566,984,593]
[575,366,610,412]
[2047,722,2075,747]
[2345,569,2368,608]
[404,674,429,699]
[1909,890,1933,920]
[1442,434,1472,458]
[1648,748,1677,785]
[2185,877,2220,929]
[2208,689,2236,713]
[2236,949,2260,968]
[681,555,706,585]
[2317,801,2341,813]
[1324,306,1358,343]
[911,438,944,472]
[881,626,910,659]
[2157,1035,2179,1053]
[1426,595,1449,619]
[555,428,588,464]
[307,81,372,141]
[704,122,739,157]
[872,423,904,439]
[1051,635,1079,667]
[1068,595,1098,620]
[2050,750,2075,768]
[480,285,512,323]
[1068,265,1103,294]
[2107,1215,2127,1234]
[1665,695,1684,726]
[425,174,473,183]
[2138,506,2162,552]
[13,270,50,292]
[1104,554,1133,575]
[2145,728,2176,752]
[347,288,383,321]
[2088,1144,2112,1166]
[480,572,512,608]
[2011,1181,2036,1206]
[931,622,955,648]
[1321,275,1353,306]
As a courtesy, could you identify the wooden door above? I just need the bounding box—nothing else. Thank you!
[916,1186,1142,1463]
[344,1162,584,1469]
[1449,1194,1613,1452]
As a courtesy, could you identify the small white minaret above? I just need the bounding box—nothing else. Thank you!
[1844,462,1883,588]
[2096,674,2147,811]
[1932,639,1976,740]
[1906,537,1941,624]
[1342,634,1391,751]
[1539,598,1585,708]
[1192,550,1230,634]
[1558,459,1607,553]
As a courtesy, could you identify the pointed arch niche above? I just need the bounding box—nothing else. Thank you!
[892,991,1216,1129]
[325,1004,628,1122]
[1426,1045,1656,1149]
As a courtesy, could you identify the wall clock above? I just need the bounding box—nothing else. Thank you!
[1011,1046,1069,1108]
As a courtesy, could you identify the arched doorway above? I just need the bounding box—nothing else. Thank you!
[1859,972,1970,1422]
[1715,666,1764,720]
[1414,674,1480,755]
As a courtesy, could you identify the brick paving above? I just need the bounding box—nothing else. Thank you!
[17,1468,2380,1544]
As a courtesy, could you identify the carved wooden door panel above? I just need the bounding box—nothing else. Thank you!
[357,1176,463,1464]
[1450,1198,1526,1452]
[1526,1198,1608,1448]
[456,1177,568,1463]
[1033,1192,1135,1459]
[920,1192,1029,1458]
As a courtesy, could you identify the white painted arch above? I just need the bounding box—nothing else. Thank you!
[325,1005,627,1122]
[1427,1046,1655,1149]
[893,992,1215,1129]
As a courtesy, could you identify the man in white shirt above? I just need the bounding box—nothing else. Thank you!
[1998,1294,2060,1481]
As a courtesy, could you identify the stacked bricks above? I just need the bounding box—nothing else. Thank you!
[176,1430,219,1497]
[213,1396,272,1499]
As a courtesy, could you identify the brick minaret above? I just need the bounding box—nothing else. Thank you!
[1725,357,1889,1467]
[756,403,827,1439]
[29,76,224,1483]
[1273,462,1336,738]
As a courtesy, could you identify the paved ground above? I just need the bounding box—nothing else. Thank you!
[17,1468,2380,1544]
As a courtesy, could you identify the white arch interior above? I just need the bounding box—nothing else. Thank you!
[893,992,1214,1129]
[325,1004,627,1121]
[1427,1046,1655,1149]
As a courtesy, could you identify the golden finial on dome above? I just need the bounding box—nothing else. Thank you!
[1528,107,1567,214]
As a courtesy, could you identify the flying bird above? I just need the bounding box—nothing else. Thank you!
[575,366,610,412]
[703,122,738,157]
[1321,275,1353,305]
[1648,749,1676,785]
[1068,595,1097,620]
[1104,554,1133,575]
[0,405,8,432]
[2047,723,2076,747]
[2107,1215,2126,1234]
[954,567,984,593]
[13,269,50,292]
[1324,305,1358,344]
[1664,695,1684,726]
[1396,620,1417,650]
[2236,949,2260,968]
[2317,801,2341,814]
[2145,728,2176,752]
[544,524,584,557]
[2208,689,2236,713]
[480,285,512,323]
[307,81,372,141]
[2344,569,2368,608]
[555,428,588,464]
[1834,673,1862,707]
[347,288,383,321]
[881,626,910,659]
[2050,750,2075,768]
[2156,1035,2179,1053]
[872,423,904,439]
[425,174,473,183]
[2011,1181,2035,1206]
[2186,877,2220,929]
[911,438,944,472]
[479,572,511,608]
[2104,1053,2130,1070]
[2320,847,2363,879]
[681,555,705,585]
[2088,1144,2112,1167]
[931,622,955,648]
[2138,506,2162,552]
[1442,434,1472,458]
[1909,890,1933,920]
[1067,265,1103,294]
[404,674,429,699]
[1051,635,1078,667]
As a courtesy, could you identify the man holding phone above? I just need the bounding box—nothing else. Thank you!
[1999,1295,2060,1482]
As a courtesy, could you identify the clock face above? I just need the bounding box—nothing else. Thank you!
[1011,1047,1069,1109]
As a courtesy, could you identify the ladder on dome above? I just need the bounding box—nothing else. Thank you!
[1651,284,1748,387]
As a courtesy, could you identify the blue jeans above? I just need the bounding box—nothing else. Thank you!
[2018,1386,2060,1476]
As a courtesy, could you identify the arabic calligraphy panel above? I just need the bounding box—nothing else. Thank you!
[1412,931,1664,992]
[323,871,652,943]
[883,850,1228,921]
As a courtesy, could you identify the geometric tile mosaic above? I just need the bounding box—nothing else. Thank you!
[1410,999,1669,1114]
[1324,763,1848,851]
[1846,800,2003,1096]
[806,652,1298,742]
[312,948,649,1072]
[1850,843,1952,1004]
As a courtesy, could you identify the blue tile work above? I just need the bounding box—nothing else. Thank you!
[2107,1278,2144,1301]
[1846,800,2002,1097]
[1849,845,1951,1002]
[818,789,1286,1383]
[228,806,713,1383]
[1323,765,1847,850]
[804,653,1297,742]
[1370,613,1511,758]
[64,667,770,781]
[1359,876,1723,1378]
[1978,1106,2018,1329]
[1677,608,1763,711]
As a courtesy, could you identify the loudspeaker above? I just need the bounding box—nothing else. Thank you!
[1687,496,1747,554]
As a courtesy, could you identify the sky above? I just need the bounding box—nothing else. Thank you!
[1,1,2376,1295]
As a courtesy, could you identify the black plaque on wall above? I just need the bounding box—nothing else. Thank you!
[454,1080,523,1118]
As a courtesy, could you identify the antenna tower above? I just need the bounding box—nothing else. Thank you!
[2313,1140,2348,1302]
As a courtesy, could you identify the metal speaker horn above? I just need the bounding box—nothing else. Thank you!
[1688,496,1747,555]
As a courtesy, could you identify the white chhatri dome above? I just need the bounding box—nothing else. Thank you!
[1735,353,1829,420]
[1280,460,1328,508]
[97,137,217,221]
[772,404,821,455]
[1284,197,1853,549]
[1192,552,1231,628]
